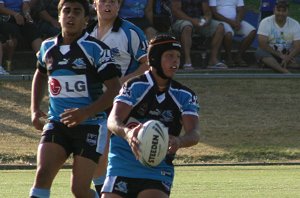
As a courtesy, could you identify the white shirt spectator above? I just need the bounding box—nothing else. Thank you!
[209,0,244,20]
[257,15,300,52]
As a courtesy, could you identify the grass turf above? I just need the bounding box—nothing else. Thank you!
[1,165,299,197]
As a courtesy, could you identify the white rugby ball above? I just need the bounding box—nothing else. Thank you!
[137,120,169,167]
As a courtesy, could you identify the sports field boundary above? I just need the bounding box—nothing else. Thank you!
[1,162,300,170]
[1,73,300,81]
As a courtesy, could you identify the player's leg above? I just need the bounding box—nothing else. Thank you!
[71,124,101,197]
[93,131,111,196]
[71,155,99,198]
[30,122,69,198]
[30,142,68,198]
[138,189,169,198]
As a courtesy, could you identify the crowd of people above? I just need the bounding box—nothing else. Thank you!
[0,0,300,75]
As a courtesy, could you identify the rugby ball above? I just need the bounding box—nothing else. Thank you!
[137,120,169,167]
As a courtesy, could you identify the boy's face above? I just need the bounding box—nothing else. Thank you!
[59,2,88,35]
[274,6,288,23]
[160,50,181,78]
[94,0,120,20]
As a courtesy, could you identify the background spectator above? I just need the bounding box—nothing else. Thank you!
[172,0,227,70]
[31,0,60,39]
[150,0,173,33]
[256,0,300,73]
[0,0,42,54]
[0,23,16,73]
[0,36,9,75]
[209,0,256,67]
[119,0,157,40]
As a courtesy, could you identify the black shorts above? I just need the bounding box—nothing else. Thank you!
[102,176,171,197]
[40,120,101,163]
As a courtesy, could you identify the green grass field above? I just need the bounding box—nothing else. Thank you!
[1,165,299,198]
[1,78,300,164]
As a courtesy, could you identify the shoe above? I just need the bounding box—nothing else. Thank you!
[207,62,228,69]
[0,65,9,75]
[182,63,194,70]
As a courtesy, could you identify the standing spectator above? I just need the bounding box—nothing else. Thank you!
[209,0,256,67]
[260,0,276,21]
[102,34,200,198]
[29,0,121,197]
[119,0,157,40]
[31,0,61,39]
[87,0,148,195]
[172,0,227,70]
[256,0,300,73]
[0,0,42,53]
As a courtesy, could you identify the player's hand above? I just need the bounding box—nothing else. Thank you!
[125,124,142,160]
[60,108,88,127]
[31,110,47,131]
[168,135,181,154]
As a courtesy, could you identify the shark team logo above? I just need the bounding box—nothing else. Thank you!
[49,78,62,96]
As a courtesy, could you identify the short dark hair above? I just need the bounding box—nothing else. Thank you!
[58,0,90,16]
[275,0,289,8]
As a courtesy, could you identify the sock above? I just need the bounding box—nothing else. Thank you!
[93,175,106,196]
[29,187,50,198]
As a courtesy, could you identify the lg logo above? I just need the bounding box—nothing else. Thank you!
[49,77,87,96]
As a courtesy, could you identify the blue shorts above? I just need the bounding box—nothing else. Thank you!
[41,120,101,163]
[102,176,171,197]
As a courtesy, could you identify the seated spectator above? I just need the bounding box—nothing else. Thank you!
[151,0,173,33]
[0,0,42,54]
[119,0,157,40]
[209,0,256,67]
[256,0,300,73]
[260,0,276,21]
[172,0,227,70]
[31,0,60,39]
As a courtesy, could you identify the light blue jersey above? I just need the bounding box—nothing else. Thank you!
[37,32,121,125]
[89,17,148,77]
[107,71,200,184]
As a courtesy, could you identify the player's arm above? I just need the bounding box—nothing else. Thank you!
[120,56,149,84]
[31,69,48,131]
[60,77,121,127]
[168,115,200,154]
[107,101,142,158]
